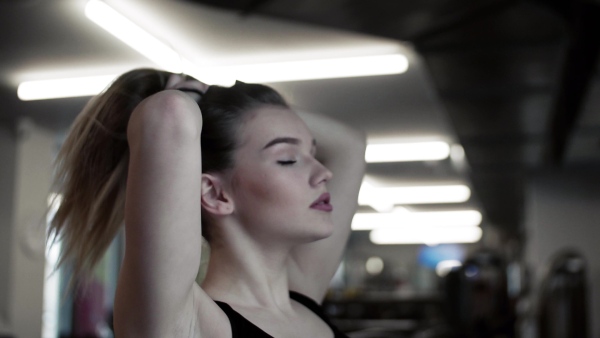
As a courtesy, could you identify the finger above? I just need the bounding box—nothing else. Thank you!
[177,88,204,103]
[166,74,185,89]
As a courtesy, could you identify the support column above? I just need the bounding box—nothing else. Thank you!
[6,118,55,338]
[0,121,17,337]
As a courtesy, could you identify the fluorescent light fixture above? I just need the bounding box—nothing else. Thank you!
[436,260,463,277]
[18,53,408,100]
[19,1,409,100]
[18,75,117,101]
[357,181,395,212]
[365,256,385,275]
[352,209,482,230]
[370,226,482,245]
[189,54,408,86]
[450,144,465,162]
[85,1,408,82]
[86,1,406,83]
[358,182,471,207]
[365,141,450,163]
[85,0,182,73]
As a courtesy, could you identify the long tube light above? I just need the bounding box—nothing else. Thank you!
[186,54,408,86]
[352,209,482,230]
[358,182,471,210]
[85,0,182,73]
[18,52,408,100]
[370,226,482,245]
[436,260,462,277]
[17,1,410,101]
[17,75,117,101]
[83,0,408,84]
[365,141,449,163]
[18,53,408,100]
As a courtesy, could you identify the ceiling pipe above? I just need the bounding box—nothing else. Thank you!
[542,0,600,165]
[409,0,518,44]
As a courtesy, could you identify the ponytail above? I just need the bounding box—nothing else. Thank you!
[49,68,290,278]
[48,68,171,280]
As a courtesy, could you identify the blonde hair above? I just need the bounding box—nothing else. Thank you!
[48,68,171,281]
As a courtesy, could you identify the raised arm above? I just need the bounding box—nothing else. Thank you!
[288,109,366,302]
[114,89,227,338]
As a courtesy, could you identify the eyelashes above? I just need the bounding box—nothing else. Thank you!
[277,160,297,166]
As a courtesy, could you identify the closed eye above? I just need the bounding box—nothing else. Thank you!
[277,160,297,166]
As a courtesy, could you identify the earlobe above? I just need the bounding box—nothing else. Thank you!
[201,174,234,216]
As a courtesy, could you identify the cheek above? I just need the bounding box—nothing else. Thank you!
[235,171,278,205]
[236,169,301,207]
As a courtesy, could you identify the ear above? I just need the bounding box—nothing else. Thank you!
[201,173,234,216]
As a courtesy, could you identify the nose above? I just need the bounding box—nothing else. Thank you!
[311,160,333,186]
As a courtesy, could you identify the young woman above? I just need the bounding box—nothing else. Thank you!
[49,68,366,337]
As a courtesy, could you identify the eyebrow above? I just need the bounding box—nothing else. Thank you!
[262,137,317,150]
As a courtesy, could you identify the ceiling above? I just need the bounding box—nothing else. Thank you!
[1,0,599,238]
[184,0,600,235]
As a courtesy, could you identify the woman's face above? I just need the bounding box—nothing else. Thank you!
[225,105,334,244]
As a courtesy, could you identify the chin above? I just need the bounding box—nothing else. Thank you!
[315,230,334,241]
[305,221,335,242]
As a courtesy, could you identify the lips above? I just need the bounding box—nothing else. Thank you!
[310,192,333,212]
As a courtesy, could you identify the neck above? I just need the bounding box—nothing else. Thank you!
[201,232,296,311]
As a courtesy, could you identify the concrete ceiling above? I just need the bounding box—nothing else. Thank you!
[183,0,600,235]
[1,1,453,142]
[6,0,596,238]
[0,0,463,177]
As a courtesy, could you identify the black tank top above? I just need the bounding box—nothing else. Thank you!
[214,291,349,338]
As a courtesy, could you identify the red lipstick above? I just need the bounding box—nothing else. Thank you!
[310,192,333,212]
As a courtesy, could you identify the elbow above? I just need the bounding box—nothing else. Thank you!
[351,129,367,174]
[348,127,367,163]
[128,90,202,146]
[334,127,367,174]
[355,128,367,152]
